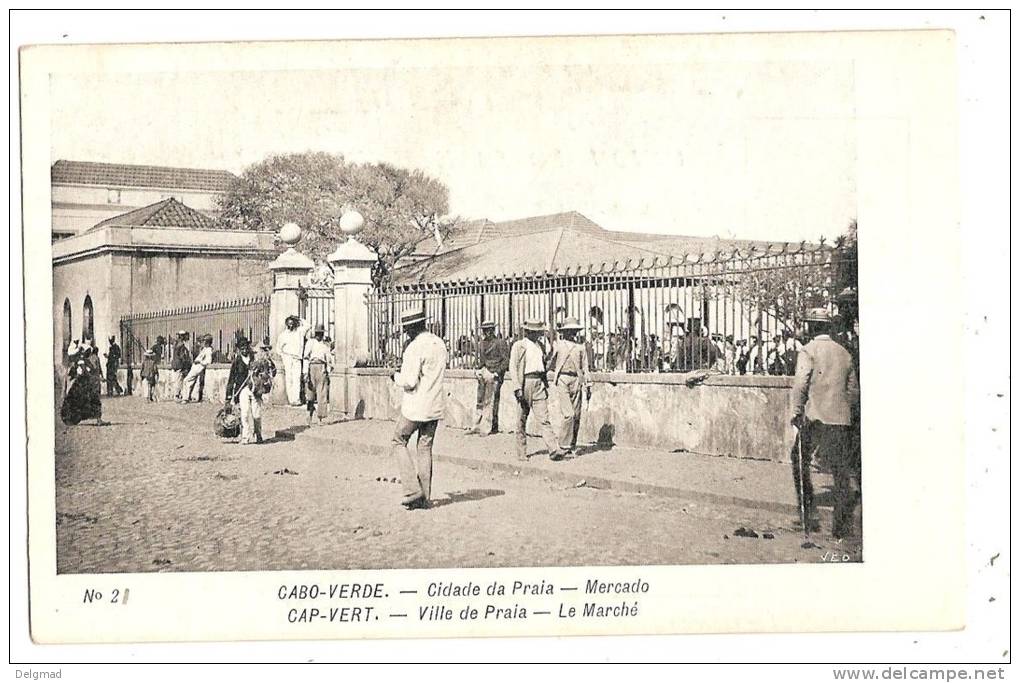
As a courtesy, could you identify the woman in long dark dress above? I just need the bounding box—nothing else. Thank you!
[61,347,107,426]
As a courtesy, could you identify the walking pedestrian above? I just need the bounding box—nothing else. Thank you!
[181,335,213,403]
[790,307,861,539]
[224,337,263,445]
[140,348,159,402]
[390,307,448,510]
[303,324,333,425]
[547,317,591,455]
[510,318,565,462]
[277,315,310,406]
[170,331,192,401]
[466,320,509,436]
[103,336,123,396]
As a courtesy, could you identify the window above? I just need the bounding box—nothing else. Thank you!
[82,295,94,343]
[106,188,121,204]
[62,299,72,361]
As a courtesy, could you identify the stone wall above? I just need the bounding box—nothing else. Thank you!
[105,365,795,461]
[331,368,796,462]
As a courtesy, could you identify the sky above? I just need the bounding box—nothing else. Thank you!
[49,47,858,242]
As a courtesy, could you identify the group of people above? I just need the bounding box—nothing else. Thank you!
[388,309,593,511]
[60,336,121,426]
[276,315,335,425]
[387,303,862,541]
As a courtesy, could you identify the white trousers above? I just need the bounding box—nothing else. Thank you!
[283,355,303,405]
[238,386,263,443]
[181,363,205,401]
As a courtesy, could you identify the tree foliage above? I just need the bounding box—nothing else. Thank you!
[720,219,858,335]
[216,152,455,282]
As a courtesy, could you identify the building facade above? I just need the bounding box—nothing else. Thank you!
[52,198,277,366]
[51,160,236,240]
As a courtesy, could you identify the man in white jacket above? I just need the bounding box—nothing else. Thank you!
[276,315,310,406]
[390,307,448,510]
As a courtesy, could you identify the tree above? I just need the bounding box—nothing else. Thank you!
[216,152,455,283]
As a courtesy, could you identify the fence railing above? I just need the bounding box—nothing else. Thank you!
[366,244,855,375]
[299,285,335,342]
[120,296,271,367]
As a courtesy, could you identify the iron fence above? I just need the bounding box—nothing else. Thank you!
[299,286,335,342]
[366,244,854,375]
[120,296,271,367]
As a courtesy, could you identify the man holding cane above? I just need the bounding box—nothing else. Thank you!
[790,307,861,539]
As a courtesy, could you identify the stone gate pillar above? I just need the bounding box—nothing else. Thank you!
[268,246,314,404]
[327,238,378,371]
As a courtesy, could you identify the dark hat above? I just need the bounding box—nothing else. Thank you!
[236,336,251,349]
[108,335,116,341]
[313,323,326,334]
[400,307,427,327]
[260,336,272,349]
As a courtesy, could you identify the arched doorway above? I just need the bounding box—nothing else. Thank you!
[62,299,72,362]
[82,295,94,343]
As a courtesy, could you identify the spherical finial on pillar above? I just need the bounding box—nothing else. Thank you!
[280,222,302,246]
[339,208,365,236]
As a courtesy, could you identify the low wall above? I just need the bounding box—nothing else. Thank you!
[333,368,796,462]
[96,365,794,462]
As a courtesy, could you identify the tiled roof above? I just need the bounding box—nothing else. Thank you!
[89,198,217,231]
[411,211,606,258]
[409,210,795,263]
[393,227,678,286]
[51,160,236,192]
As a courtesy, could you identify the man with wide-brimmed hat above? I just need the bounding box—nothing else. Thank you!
[467,320,509,437]
[277,314,310,406]
[547,317,591,454]
[170,330,192,401]
[509,318,565,461]
[391,306,448,509]
[791,306,861,539]
[302,323,334,425]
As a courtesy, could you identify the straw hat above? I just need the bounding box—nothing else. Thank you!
[804,307,831,323]
[558,317,583,332]
[400,307,427,327]
[522,317,545,333]
[480,320,497,329]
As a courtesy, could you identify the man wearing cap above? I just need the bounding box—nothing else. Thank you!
[391,307,448,509]
[791,307,861,539]
[277,315,310,406]
[467,321,509,436]
[547,317,591,454]
[103,335,124,397]
[509,318,565,461]
[181,334,214,403]
[303,323,334,425]
[170,331,192,401]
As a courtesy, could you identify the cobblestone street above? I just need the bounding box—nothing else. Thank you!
[54,399,861,574]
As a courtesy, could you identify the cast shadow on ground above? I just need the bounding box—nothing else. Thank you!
[568,422,616,458]
[430,488,505,508]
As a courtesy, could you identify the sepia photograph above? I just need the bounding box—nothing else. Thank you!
[45,34,862,576]
[18,13,996,654]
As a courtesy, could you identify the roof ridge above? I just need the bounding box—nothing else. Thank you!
[548,226,567,271]
[53,159,235,175]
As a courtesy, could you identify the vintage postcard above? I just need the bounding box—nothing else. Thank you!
[21,27,964,644]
